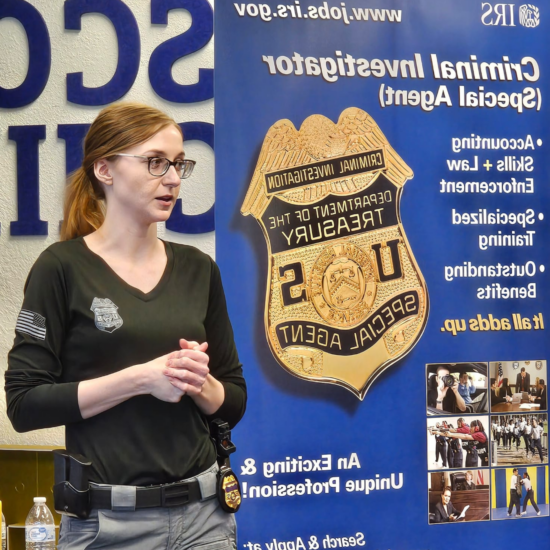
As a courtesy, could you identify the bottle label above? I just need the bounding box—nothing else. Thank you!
[26,525,55,542]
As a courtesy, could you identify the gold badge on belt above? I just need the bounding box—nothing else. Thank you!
[217,467,242,513]
[241,108,428,399]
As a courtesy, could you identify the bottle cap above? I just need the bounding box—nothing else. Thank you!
[33,497,46,503]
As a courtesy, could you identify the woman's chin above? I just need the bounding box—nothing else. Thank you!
[149,207,175,224]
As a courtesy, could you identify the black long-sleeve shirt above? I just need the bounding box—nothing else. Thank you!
[5,238,246,485]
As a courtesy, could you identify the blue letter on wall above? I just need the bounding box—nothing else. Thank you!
[166,122,214,233]
[65,0,140,105]
[58,124,91,175]
[0,0,51,108]
[149,0,213,103]
[9,126,48,236]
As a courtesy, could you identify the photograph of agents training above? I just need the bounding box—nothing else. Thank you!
[428,470,490,524]
[491,466,549,520]
[489,361,547,412]
[428,416,490,470]
[427,363,488,415]
[491,414,548,466]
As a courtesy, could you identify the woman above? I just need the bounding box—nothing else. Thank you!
[521,473,541,515]
[507,419,515,450]
[500,378,513,398]
[464,470,476,490]
[434,419,488,467]
[495,420,502,447]
[503,420,511,450]
[490,378,511,408]
[5,103,246,548]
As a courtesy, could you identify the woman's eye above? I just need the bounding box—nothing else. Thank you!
[150,158,163,169]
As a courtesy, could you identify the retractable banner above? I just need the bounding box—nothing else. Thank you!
[214,1,549,546]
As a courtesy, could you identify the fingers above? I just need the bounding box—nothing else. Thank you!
[162,341,210,395]
[164,362,208,391]
[166,375,204,396]
[179,339,197,350]
[166,348,208,363]
[168,341,208,361]
[166,351,209,374]
[179,339,208,352]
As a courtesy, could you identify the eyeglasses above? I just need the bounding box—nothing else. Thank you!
[114,154,196,179]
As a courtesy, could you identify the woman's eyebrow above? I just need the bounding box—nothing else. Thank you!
[142,149,186,157]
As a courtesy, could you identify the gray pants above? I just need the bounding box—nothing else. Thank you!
[58,465,236,549]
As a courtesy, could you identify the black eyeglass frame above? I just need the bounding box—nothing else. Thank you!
[113,154,196,179]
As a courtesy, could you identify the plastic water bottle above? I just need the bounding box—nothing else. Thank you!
[25,497,55,549]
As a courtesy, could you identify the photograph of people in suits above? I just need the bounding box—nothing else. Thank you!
[489,361,547,414]
[490,361,547,400]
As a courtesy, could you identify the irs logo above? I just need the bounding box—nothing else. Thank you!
[481,3,517,26]
[241,108,428,399]
[519,4,540,27]
[90,297,123,333]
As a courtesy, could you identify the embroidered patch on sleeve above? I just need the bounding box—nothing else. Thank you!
[16,309,47,340]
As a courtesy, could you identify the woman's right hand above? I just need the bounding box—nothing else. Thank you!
[137,353,186,403]
[79,351,185,419]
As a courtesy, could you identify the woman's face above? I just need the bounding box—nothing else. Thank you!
[101,125,184,225]
[466,473,472,482]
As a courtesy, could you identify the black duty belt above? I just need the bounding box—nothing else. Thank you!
[90,479,202,509]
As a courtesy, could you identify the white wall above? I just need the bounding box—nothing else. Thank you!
[0,0,215,446]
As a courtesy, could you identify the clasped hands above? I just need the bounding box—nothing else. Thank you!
[165,338,209,395]
[143,338,212,403]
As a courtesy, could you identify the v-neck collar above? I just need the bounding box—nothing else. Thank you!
[78,237,174,302]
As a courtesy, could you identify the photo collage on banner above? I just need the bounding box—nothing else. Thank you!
[426,361,548,523]
[215,0,549,547]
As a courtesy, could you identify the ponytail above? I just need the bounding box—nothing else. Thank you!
[60,167,105,241]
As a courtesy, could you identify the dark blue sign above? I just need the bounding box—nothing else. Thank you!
[215,1,549,547]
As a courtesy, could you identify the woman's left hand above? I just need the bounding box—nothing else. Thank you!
[164,339,209,395]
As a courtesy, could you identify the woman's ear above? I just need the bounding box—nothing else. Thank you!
[94,158,114,186]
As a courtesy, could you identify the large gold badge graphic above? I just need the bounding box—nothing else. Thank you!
[241,108,428,399]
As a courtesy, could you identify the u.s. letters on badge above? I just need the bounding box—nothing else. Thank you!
[241,108,428,399]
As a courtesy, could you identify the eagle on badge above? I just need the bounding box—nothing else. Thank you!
[241,107,428,399]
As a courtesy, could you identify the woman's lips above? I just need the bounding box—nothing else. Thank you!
[155,195,174,205]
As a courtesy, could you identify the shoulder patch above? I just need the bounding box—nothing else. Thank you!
[16,309,47,340]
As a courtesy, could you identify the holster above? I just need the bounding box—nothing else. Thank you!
[209,419,241,513]
[52,449,92,519]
